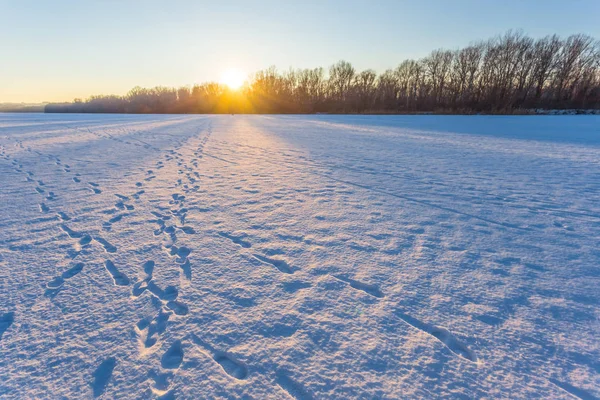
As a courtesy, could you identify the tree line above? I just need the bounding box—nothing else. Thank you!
[46,31,600,114]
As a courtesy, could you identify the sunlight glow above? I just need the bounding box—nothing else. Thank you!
[220,68,245,90]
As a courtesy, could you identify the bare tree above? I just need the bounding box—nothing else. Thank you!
[46,31,600,114]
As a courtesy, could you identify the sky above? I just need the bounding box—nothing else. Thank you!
[1,0,599,103]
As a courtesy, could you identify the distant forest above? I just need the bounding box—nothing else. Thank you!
[46,31,600,114]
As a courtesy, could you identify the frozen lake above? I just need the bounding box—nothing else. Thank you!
[1,114,599,399]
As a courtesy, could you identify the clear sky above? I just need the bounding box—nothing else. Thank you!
[1,0,599,103]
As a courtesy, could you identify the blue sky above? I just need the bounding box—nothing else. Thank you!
[1,0,599,102]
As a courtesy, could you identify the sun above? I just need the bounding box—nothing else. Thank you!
[220,68,245,90]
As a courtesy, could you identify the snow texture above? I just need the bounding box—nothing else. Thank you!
[0,113,599,399]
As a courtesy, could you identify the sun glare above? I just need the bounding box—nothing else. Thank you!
[220,68,245,90]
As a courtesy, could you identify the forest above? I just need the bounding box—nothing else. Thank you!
[45,31,600,114]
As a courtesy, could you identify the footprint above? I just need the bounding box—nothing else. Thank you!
[282,281,312,293]
[161,340,184,369]
[252,254,293,274]
[144,281,188,315]
[191,334,248,380]
[46,276,65,289]
[148,369,173,396]
[395,311,477,363]
[95,237,117,253]
[143,260,155,277]
[57,212,70,221]
[60,224,84,239]
[39,203,50,213]
[91,357,116,398]
[0,312,15,340]
[333,275,384,298]
[179,259,192,280]
[175,246,191,263]
[146,281,166,298]
[166,301,188,316]
[218,232,251,248]
[214,353,248,380]
[171,193,185,202]
[79,234,92,245]
[276,370,312,400]
[139,310,171,349]
[104,260,130,286]
[548,378,597,400]
[131,279,150,297]
[62,262,85,279]
[108,214,126,224]
[179,226,195,234]
[151,211,170,220]
[162,286,179,301]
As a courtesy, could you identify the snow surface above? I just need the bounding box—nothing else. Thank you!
[0,114,599,399]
